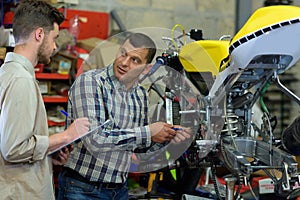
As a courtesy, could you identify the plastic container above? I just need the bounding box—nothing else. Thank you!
[68,15,80,44]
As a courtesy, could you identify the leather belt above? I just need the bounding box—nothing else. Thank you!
[62,167,124,189]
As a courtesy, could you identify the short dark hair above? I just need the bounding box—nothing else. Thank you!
[124,32,157,63]
[13,0,65,43]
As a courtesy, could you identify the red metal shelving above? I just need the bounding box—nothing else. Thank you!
[35,73,70,80]
[42,95,68,103]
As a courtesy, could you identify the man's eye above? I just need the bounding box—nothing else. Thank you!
[132,57,142,64]
[132,58,138,63]
[121,50,126,56]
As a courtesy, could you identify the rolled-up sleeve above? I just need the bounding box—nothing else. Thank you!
[0,77,48,163]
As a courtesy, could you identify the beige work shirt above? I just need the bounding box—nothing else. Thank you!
[0,53,54,200]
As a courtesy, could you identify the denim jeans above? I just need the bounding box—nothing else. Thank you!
[57,170,129,200]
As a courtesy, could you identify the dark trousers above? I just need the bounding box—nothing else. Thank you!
[57,168,129,200]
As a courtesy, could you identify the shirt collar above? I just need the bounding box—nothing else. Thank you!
[4,52,35,77]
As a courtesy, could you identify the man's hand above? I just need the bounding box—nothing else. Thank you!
[149,122,176,143]
[52,145,74,165]
[68,118,90,140]
[171,126,192,144]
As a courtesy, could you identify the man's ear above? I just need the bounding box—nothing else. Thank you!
[35,28,44,42]
[142,63,152,75]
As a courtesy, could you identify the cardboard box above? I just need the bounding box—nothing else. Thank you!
[38,81,51,94]
[0,47,6,60]
[76,37,104,53]
[50,51,77,74]
[0,28,15,47]
[42,0,58,4]
[77,37,120,71]
[57,0,78,5]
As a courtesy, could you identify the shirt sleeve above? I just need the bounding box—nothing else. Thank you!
[68,72,152,153]
[0,77,48,163]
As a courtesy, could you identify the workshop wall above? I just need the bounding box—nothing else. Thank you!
[72,0,236,40]
[71,0,300,39]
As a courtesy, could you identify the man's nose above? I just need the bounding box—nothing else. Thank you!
[53,43,57,53]
[121,56,130,66]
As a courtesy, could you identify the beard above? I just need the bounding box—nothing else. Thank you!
[37,39,52,65]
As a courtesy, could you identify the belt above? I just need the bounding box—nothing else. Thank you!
[62,167,124,189]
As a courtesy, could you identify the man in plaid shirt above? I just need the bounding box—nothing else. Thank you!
[58,32,190,200]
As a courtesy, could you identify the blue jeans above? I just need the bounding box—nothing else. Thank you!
[57,170,129,200]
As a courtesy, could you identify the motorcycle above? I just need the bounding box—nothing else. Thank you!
[145,5,300,200]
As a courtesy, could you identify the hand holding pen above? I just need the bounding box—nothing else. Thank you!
[149,122,191,144]
[171,125,192,144]
[60,110,90,137]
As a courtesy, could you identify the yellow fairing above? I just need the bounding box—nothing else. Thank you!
[231,5,300,45]
[179,40,229,76]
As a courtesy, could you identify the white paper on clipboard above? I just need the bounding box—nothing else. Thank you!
[48,119,111,155]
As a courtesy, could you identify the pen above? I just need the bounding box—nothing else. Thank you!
[60,110,74,120]
[172,127,183,131]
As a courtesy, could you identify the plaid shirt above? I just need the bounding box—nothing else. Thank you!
[64,64,152,183]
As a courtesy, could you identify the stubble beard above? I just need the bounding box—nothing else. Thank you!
[37,39,51,65]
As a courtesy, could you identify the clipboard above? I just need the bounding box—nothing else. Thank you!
[48,119,111,155]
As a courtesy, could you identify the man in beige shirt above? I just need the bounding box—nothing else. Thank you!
[0,0,90,199]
